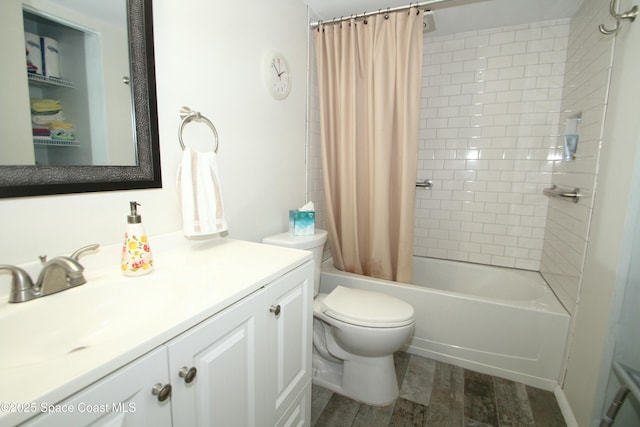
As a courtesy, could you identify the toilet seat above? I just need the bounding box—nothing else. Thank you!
[319,286,415,328]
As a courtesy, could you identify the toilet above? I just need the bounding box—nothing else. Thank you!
[262,229,415,405]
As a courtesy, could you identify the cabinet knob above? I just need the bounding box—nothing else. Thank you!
[151,383,172,402]
[269,304,281,316]
[179,366,198,383]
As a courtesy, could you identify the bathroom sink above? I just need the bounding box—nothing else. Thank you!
[0,274,184,370]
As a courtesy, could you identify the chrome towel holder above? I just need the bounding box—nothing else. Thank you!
[599,0,639,35]
[178,106,219,152]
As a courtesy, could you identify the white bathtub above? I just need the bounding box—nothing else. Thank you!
[320,256,570,390]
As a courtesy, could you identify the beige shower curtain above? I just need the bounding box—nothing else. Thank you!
[314,9,423,283]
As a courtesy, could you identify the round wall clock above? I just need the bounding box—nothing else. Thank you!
[264,51,291,100]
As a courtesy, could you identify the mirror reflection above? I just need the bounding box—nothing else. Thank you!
[2,0,135,167]
[0,0,161,198]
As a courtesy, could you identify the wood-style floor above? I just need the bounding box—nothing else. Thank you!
[311,352,567,427]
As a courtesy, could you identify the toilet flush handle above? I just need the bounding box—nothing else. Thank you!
[269,304,281,316]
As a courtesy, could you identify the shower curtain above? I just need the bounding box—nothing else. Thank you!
[314,8,423,283]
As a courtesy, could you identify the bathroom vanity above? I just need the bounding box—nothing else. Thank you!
[0,234,313,426]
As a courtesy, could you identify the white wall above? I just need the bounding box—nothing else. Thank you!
[0,0,309,269]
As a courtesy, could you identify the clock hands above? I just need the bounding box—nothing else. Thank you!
[272,62,285,77]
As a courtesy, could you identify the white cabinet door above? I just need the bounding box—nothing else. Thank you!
[274,385,311,427]
[23,347,171,427]
[167,289,267,427]
[265,262,313,426]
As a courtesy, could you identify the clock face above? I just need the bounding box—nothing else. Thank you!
[265,52,291,100]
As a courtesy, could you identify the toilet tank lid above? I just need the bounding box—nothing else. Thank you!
[321,286,415,327]
[262,229,328,250]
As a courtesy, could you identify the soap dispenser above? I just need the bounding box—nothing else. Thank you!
[121,201,153,276]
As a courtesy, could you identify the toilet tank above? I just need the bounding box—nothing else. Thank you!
[262,229,328,296]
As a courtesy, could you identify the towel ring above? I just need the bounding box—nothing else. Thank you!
[178,106,219,152]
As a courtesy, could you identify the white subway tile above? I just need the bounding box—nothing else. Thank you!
[490,31,515,45]
[501,42,528,55]
[474,212,498,224]
[441,61,465,74]
[481,244,505,256]
[484,203,509,214]
[440,84,463,96]
[442,38,466,51]
[499,66,525,79]
[515,27,542,41]
[453,48,478,62]
[452,72,476,84]
[488,56,514,69]
[466,35,490,48]
[461,82,486,94]
[476,45,501,58]
[494,235,518,247]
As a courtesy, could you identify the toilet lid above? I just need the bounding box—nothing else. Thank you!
[320,286,415,328]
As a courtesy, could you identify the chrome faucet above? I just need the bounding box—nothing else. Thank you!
[0,244,99,303]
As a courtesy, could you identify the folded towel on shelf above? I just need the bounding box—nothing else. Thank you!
[30,98,63,113]
[177,148,228,238]
[49,121,74,130]
[32,111,65,125]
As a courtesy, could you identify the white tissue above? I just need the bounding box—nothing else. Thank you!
[299,201,314,211]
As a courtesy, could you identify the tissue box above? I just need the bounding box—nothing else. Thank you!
[289,210,315,236]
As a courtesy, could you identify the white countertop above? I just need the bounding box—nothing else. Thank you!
[0,232,311,426]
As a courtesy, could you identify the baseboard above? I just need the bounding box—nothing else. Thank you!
[554,386,579,427]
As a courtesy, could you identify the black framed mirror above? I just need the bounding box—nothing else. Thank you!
[0,0,161,198]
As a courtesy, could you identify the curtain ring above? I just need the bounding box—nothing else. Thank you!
[384,7,390,19]
[363,11,368,24]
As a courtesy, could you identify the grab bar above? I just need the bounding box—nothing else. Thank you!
[543,185,581,203]
[416,179,432,189]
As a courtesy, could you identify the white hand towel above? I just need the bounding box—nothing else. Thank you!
[177,148,228,238]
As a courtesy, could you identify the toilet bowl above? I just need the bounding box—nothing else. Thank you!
[262,229,415,405]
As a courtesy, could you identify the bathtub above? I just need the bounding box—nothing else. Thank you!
[320,256,570,390]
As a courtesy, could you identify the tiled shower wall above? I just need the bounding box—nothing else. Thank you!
[414,20,570,270]
[540,0,614,315]
[307,18,327,233]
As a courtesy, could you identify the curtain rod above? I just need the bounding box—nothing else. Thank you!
[309,0,449,29]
